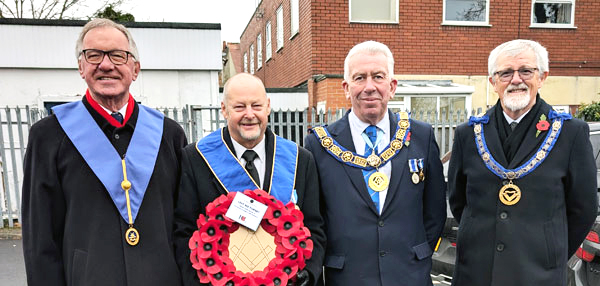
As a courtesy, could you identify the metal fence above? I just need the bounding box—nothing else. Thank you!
[0,105,478,228]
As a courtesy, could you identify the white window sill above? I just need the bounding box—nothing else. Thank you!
[529,24,577,29]
[441,21,491,27]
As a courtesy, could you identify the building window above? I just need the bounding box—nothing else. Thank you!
[290,0,299,37]
[349,0,398,23]
[443,0,489,26]
[265,22,272,60]
[243,52,247,73]
[276,5,284,50]
[249,44,255,74]
[257,34,263,69]
[531,0,575,28]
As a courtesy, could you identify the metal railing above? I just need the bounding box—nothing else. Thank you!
[0,105,478,227]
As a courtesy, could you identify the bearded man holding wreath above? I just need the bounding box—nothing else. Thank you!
[174,73,325,286]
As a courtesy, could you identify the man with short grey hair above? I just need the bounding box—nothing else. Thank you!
[448,39,598,285]
[305,40,446,285]
[22,18,186,285]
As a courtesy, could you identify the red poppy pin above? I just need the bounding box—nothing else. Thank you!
[535,114,550,137]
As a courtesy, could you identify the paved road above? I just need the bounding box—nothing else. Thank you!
[0,240,26,286]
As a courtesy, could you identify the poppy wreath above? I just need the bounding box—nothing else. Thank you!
[189,189,314,286]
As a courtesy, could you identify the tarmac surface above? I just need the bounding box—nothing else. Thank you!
[0,239,26,286]
[0,227,449,285]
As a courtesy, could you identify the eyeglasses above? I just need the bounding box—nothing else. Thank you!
[81,49,134,65]
[494,68,538,82]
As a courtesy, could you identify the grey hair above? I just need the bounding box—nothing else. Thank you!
[75,18,139,61]
[344,40,394,81]
[488,39,548,81]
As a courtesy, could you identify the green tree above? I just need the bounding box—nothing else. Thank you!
[577,101,600,122]
[93,4,133,22]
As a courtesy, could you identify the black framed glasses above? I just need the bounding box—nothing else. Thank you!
[494,67,538,82]
[81,49,134,65]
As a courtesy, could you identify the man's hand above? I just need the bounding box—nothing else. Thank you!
[296,269,312,286]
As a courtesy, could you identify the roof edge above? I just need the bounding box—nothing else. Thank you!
[0,18,221,29]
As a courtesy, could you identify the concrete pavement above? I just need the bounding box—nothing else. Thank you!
[0,239,26,286]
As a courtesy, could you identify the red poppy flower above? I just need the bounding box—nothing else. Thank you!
[536,120,550,131]
[406,131,412,142]
[277,214,302,237]
[190,190,312,286]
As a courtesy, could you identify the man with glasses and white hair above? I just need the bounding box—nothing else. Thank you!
[22,18,186,285]
[448,39,598,285]
[304,40,446,285]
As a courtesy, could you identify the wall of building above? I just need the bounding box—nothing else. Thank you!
[240,0,314,88]
[0,19,223,108]
[309,0,600,77]
[0,69,221,108]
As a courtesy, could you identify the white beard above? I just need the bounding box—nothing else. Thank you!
[502,84,531,112]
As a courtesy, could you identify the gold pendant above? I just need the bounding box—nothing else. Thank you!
[412,172,420,184]
[125,226,140,246]
[368,171,389,192]
[419,170,425,182]
[366,154,381,168]
[499,182,521,206]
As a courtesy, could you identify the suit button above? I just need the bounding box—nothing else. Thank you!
[496,243,505,252]
[378,220,384,227]
[379,251,386,257]
[500,212,508,219]
[114,134,120,140]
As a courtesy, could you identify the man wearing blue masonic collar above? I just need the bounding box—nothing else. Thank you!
[448,39,598,286]
[22,18,187,286]
[174,73,325,286]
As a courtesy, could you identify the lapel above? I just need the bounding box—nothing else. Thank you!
[508,101,551,169]
[262,129,275,192]
[328,112,379,215]
[381,110,405,211]
[484,108,509,168]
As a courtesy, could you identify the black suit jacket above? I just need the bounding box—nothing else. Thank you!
[22,100,187,286]
[448,99,598,286]
[304,110,446,286]
[174,127,325,286]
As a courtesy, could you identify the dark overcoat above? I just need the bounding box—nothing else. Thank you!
[304,110,447,286]
[174,127,326,286]
[448,99,598,286]
[22,99,187,286]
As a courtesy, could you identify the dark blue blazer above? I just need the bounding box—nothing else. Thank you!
[304,110,447,286]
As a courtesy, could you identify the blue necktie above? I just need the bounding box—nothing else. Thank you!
[111,112,124,124]
[363,125,380,212]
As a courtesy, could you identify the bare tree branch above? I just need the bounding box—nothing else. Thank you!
[0,0,128,19]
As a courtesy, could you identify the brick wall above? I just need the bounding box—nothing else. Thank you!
[310,0,600,77]
[240,0,314,88]
[241,0,600,109]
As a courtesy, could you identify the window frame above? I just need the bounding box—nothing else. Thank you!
[257,34,263,69]
[348,0,398,24]
[265,21,272,60]
[276,5,284,51]
[530,0,576,29]
[249,44,255,74]
[290,0,299,38]
[442,0,491,27]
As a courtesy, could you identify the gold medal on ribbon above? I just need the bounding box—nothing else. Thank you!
[411,172,420,184]
[499,181,521,206]
[125,226,139,246]
[419,170,425,182]
[368,171,389,192]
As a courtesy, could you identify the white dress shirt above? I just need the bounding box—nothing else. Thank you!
[348,111,391,214]
[231,135,267,189]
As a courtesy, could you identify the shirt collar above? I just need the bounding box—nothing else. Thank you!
[503,109,530,125]
[349,110,390,134]
[231,133,267,163]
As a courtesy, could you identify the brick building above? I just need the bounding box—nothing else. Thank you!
[240,0,600,113]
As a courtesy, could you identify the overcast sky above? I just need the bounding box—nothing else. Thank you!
[119,0,259,42]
